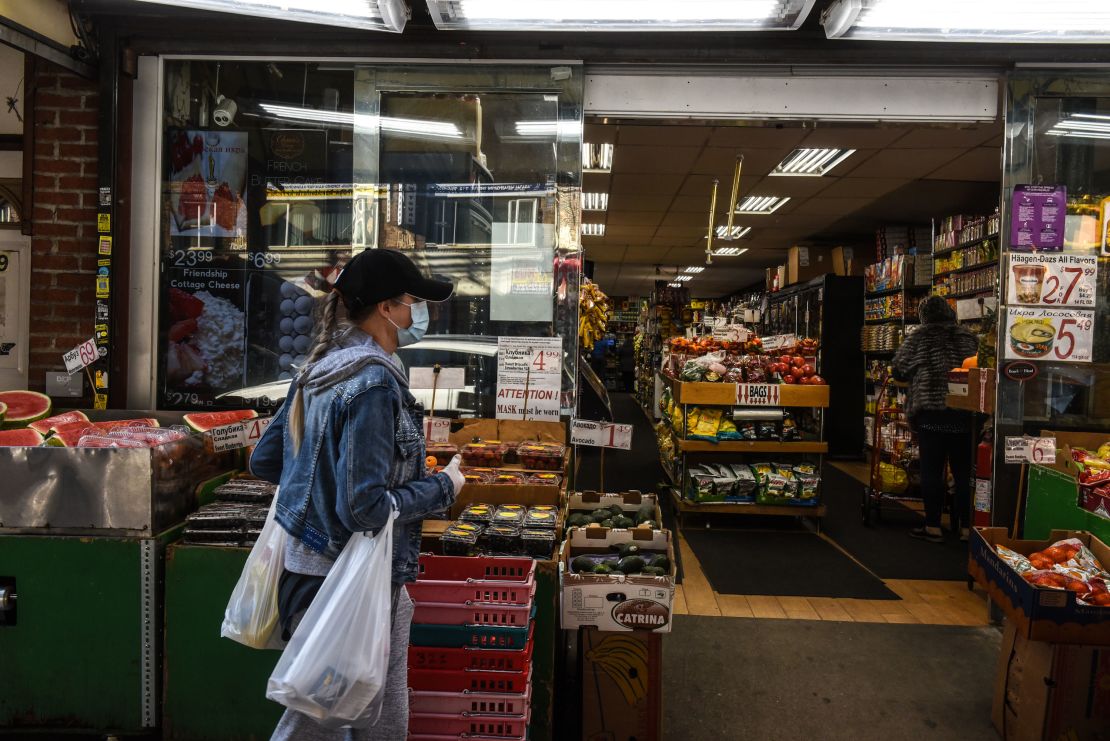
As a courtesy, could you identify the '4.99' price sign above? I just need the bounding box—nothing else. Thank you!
[1004,307,1095,364]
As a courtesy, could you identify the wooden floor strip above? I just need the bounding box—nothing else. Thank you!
[840,599,887,623]
[776,596,820,620]
[672,584,690,616]
[805,597,854,622]
[746,595,789,619]
[716,594,755,618]
[676,532,722,617]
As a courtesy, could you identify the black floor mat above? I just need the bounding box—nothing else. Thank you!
[574,393,684,583]
[819,463,971,581]
[681,528,898,599]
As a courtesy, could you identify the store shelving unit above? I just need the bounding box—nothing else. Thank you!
[660,374,830,527]
[932,213,1001,328]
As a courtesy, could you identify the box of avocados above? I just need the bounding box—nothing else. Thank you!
[561,528,675,633]
[562,491,662,534]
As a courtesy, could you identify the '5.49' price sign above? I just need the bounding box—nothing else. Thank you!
[1004,307,1095,364]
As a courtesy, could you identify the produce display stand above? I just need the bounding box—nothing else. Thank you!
[0,410,239,734]
[660,374,830,529]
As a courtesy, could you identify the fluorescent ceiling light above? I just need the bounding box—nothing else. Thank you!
[582,192,609,211]
[771,148,856,176]
[133,0,407,31]
[1046,113,1110,141]
[426,0,815,31]
[713,246,749,256]
[514,120,584,138]
[582,223,606,237]
[682,266,705,274]
[257,104,466,141]
[583,142,614,171]
[822,0,1110,43]
[667,282,683,288]
[714,225,752,239]
[672,275,693,282]
[737,196,790,215]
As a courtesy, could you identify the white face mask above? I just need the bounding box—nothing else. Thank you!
[388,300,429,347]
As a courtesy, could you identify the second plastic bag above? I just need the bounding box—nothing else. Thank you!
[220,492,286,650]
[265,510,395,729]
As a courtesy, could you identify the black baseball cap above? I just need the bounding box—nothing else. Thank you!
[334,249,454,313]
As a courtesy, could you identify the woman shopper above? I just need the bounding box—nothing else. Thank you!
[250,248,466,740]
[892,295,979,544]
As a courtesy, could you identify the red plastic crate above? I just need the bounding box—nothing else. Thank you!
[417,554,535,582]
[409,625,535,672]
[411,600,531,627]
[409,666,531,694]
[408,734,525,741]
[408,709,531,738]
[406,577,536,606]
[409,681,532,715]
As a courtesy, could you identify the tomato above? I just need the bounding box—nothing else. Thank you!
[783,374,797,384]
[802,364,815,377]
[792,355,806,368]
[809,374,825,385]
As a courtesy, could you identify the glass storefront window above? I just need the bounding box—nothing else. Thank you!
[157,60,582,416]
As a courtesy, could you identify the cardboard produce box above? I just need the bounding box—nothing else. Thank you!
[969,527,1110,645]
[580,626,663,741]
[832,246,864,277]
[563,491,662,533]
[787,245,833,286]
[992,621,1110,741]
[561,528,676,633]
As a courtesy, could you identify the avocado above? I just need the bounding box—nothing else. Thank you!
[615,543,641,558]
[566,513,591,528]
[642,566,665,576]
[649,554,671,571]
[592,564,614,575]
[611,515,635,529]
[636,505,655,523]
[609,504,626,517]
[639,520,659,530]
[617,555,646,574]
[571,555,596,574]
[590,510,611,523]
[601,519,614,528]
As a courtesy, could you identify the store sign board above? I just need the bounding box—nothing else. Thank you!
[735,384,781,406]
[1003,361,1038,382]
[760,334,796,352]
[1004,436,1057,465]
[1007,254,1097,307]
[408,367,466,390]
[495,336,562,421]
[571,419,633,450]
[1004,307,1094,363]
[711,324,750,342]
[62,337,98,375]
[1009,185,1066,252]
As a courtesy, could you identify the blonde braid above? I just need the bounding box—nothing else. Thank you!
[289,291,341,452]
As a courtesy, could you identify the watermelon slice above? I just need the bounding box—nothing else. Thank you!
[183,409,257,432]
[0,428,44,446]
[0,401,6,424]
[45,425,101,447]
[30,410,90,436]
[0,390,52,429]
[94,418,161,432]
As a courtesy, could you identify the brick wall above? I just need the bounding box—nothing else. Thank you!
[28,60,99,397]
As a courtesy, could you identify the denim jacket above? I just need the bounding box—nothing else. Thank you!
[250,331,454,584]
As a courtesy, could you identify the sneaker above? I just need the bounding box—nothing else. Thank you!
[910,527,944,544]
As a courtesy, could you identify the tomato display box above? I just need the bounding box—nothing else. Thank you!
[560,528,675,633]
[969,528,1110,646]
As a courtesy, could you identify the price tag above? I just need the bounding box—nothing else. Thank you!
[409,367,466,389]
[209,422,247,452]
[62,337,99,375]
[423,417,451,443]
[1004,436,1057,465]
[1004,307,1095,363]
[242,417,273,445]
[571,419,633,450]
[1007,254,1097,307]
[711,324,750,343]
[735,383,782,406]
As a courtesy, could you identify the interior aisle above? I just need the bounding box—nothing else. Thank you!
[582,394,991,627]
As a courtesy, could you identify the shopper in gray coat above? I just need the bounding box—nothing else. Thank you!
[892,295,980,543]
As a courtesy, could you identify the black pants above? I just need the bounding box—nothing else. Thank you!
[917,426,973,530]
[622,371,635,392]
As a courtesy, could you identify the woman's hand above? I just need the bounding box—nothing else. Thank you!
[442,454,465,497]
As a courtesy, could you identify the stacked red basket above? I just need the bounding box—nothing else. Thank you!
[406,554,536,740]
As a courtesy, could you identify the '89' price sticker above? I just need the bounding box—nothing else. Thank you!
[63,337,101,375]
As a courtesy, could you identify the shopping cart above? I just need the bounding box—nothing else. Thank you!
[861,374,922,526]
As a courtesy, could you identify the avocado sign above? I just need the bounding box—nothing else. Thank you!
[612,599,670,630]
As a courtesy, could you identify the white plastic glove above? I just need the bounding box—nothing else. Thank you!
[442,454,465,498]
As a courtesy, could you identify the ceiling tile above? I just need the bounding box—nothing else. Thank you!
[609,173,681,197]
[889,123,1001,149]
[798,127,913,149]
[801,197,875,216]
[617,125,711,147]
[690,148,783,179]
[659,211,710,228]
[924,147,1002,182]
[818,177,908,199]
[583,122,617,144]
[612,145,702,174]
[582,171,611,191]
[670,195,713,213]
[678,174,723,197]
[603,225,658,239]
[606,193,673,212]
[618,246,674,263]
[710,126,809,149]
[750,175,839,199]
[652,235,700,247]
[848,148,966,180]
[606,211,664,228]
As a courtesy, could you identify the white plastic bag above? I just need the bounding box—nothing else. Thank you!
[265,510,395,729]
[221,493,287,649]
